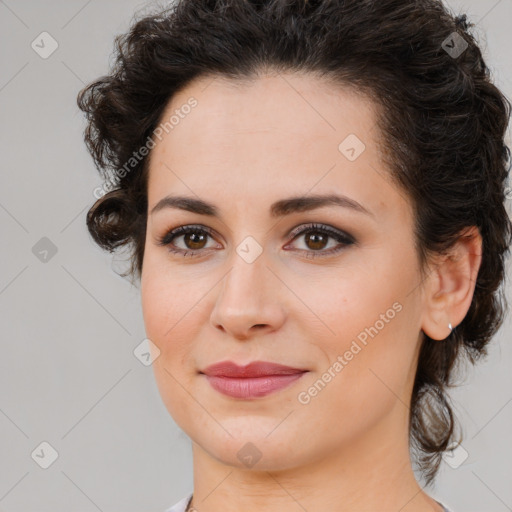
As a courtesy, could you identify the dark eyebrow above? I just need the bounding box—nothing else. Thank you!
[150,193,374,218]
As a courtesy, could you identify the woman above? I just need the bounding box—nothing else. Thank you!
[77,0,511,511]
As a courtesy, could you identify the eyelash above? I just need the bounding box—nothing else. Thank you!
[156,223,355,260]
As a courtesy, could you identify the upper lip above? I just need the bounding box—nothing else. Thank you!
[200,360,308,378]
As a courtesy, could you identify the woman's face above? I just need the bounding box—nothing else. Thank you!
[141,72,428,470]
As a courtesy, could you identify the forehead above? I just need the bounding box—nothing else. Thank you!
[146,72,394,217]
[152,72,378,150]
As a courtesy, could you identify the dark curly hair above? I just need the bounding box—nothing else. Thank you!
[77,0,512,485]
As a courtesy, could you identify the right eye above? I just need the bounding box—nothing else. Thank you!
[156,224,220,257]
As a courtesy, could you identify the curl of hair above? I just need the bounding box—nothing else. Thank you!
[77,0,512,484]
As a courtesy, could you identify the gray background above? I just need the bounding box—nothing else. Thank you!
[0,0,511,511]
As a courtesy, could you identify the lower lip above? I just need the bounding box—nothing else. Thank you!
[203,373,307,399]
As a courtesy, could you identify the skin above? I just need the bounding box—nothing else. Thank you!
[140,71,482,512]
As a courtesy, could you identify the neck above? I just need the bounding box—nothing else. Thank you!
[187,406,443,512]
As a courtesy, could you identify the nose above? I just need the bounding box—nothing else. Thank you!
[209,252,286,341]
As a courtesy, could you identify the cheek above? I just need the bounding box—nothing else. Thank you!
[294,296,415,446]
[140,256,213,377]
[141,250,196,346]
[141,276,197,360]
[293,251,418,400]
[141,266,205,426]
[289,259,401,347]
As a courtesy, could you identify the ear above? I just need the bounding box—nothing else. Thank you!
[420,226,483,341]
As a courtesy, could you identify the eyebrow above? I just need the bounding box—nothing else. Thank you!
[150,193,374,219]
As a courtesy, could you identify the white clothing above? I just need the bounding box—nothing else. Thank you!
[164,492,454,512]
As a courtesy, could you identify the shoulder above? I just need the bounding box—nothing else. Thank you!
[437,501,454,512]
[163,492,193,512]
[163,494,453,512]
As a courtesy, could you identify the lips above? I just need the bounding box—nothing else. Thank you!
[199,360,309,399]
[200,360,308,378]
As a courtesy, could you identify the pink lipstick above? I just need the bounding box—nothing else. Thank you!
[200,360,308,399]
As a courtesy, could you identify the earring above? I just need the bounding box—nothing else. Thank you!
[448,322,453,333]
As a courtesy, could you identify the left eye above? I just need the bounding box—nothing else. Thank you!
[156,223,355,259]
[285,223,355,258]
